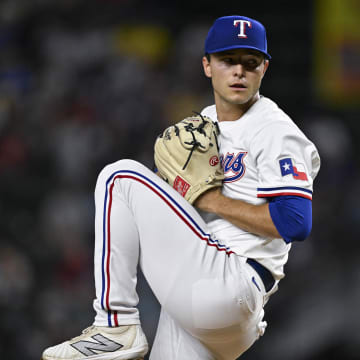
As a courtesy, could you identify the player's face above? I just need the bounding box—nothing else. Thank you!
[202,49,269,115]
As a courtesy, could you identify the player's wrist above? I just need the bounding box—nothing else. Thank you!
[194,187,224,213]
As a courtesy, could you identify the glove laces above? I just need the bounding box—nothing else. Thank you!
[182,112,208,170]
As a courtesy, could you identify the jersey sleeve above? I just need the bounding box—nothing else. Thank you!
[251,122,321,200]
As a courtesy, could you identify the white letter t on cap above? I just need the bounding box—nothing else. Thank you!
[233,20,252,38]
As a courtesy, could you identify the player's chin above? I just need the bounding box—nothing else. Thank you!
[226,89,250,101]
[227,94,251,105]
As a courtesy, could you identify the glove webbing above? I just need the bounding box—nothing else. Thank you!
[182,131,206,170]
[181,114,211,170]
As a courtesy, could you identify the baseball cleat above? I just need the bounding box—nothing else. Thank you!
[41,324,148,360]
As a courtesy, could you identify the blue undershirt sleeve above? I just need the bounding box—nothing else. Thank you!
[268,195,312,244]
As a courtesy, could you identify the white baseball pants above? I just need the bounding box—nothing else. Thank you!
[92,159,267,360]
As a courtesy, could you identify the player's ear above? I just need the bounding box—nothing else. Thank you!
[262,59,269,76]
[202,56,212,78]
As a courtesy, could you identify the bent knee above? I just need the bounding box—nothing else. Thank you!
[95,159,157,192]
[98,159,146,179]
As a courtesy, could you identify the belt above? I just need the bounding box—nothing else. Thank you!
[246,258,275,293]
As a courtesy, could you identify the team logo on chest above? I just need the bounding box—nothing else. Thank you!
[220,152,247,183]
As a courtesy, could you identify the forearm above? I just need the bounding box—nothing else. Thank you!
[195,188,280,238]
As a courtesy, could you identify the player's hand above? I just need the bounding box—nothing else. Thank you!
[194,187,223,213]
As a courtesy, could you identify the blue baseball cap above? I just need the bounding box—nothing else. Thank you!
[205,15,271,59]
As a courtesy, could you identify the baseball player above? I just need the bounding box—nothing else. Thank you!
[41,15,320,360]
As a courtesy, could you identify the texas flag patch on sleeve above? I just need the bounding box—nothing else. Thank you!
[279,158,308,180]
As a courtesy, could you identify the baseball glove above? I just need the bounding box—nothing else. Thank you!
[154,114,224,204]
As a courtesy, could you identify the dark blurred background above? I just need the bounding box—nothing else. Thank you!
[0,0,359,359]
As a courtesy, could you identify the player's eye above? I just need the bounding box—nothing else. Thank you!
[243,59,260,70]
[222,57,234,64]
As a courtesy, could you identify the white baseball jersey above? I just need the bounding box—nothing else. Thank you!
[201,96,321,281]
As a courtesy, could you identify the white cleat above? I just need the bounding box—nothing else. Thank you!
[41,324,148,360]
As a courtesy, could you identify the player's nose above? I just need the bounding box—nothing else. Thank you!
[233,63,245,77]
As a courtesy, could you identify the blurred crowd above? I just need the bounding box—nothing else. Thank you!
[0,1,359,359]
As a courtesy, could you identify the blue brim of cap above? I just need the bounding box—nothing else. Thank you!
[206,44,271,59]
